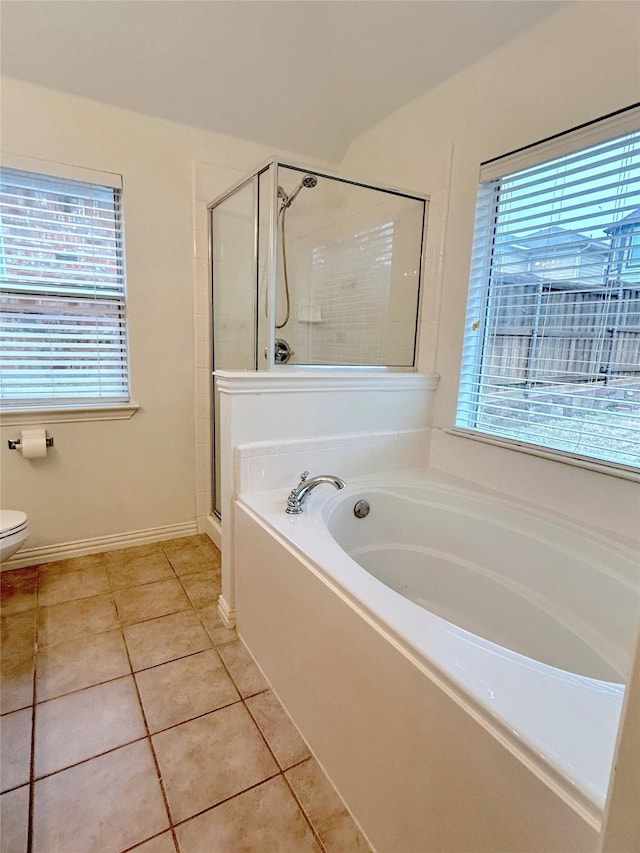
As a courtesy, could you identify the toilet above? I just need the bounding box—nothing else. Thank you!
[0,511,29,562]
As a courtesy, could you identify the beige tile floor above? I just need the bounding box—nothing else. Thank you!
[0,535,371,853]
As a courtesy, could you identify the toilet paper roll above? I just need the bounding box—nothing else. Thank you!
[20,429,48,459]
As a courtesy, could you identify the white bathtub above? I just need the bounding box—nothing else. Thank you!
[234,471,639,851]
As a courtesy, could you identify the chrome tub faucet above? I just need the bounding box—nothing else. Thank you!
[286,471,346,514]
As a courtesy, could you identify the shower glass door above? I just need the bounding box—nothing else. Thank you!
[210,177,257,517]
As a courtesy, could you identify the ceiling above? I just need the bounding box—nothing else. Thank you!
[1,0,568,161]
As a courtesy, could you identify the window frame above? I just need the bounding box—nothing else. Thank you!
[453,108,640,479]
[627,233,640,268]
[0,154,137,421]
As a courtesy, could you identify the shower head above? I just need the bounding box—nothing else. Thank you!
[280,173,318,210]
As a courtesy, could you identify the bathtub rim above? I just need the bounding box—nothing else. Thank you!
[235,473,635,830]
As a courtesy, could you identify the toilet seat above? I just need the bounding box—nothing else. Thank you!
[0,510,28,539]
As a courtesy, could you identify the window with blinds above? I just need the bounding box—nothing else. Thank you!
[0,167,129,407]
[456,119,640,470]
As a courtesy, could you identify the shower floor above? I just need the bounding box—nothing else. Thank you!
[0,535,370,852]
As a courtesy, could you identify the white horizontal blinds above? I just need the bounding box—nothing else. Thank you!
[0,168,129,405]
[457,126,640,469]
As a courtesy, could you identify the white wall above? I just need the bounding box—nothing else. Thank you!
[339,1,640,542]
[0,77,320,554]
[338,4,640,847]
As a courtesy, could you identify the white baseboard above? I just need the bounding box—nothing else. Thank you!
[2,520,199,571]
[199,514,221,549]
[217,594,236,629]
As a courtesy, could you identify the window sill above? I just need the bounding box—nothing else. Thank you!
[444,427,640,483]
[0,403,140,426]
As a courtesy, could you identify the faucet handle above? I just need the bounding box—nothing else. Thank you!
[286,489,303,515]
[299,471,309,482]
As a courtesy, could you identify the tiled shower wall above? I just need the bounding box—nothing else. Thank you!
[280,194,422,366]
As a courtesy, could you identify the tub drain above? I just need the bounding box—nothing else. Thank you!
[353,500,370,519]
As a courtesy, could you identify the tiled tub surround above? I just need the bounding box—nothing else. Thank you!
[236,428,428,495]
[0,535,371,853]
[232,474,638,851]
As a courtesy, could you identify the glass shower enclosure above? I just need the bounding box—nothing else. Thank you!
[209,159,428,517]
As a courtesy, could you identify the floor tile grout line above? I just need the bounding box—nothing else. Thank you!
[242,693,301,775]
[0,779,32,797]
[35,563,123,708]
[4,537,224,852]
[120,827,177,853]
[33,629,229,709]
[27,566,39,853]
[111,575,186,597]
[175,566,222,581]
[113,559,212,670]
[116,602,193,630]
[9,537,210,582]
[107,547,181,644]
[192,602,236,649]
[109,573,181,592]
[210,633,330,850]
[1,701,33,717]
[128,642,220,674]
[228,616,369,851]
[280,754,315,774]
[30,556,181,842]
[177,579,222,613]
[37,589,112,611]
[136,694,244,739]
[108,565,188,853]
[19,542,195,849]
[36,560,109,581]
[163,767,326,852]
[169,770,283,832]
[35,620,120,652]
[234,672,326,850]
[117,565,279,840]
[280,767,329,853]
[34,669,138,708]
[30,734,149,784]
[3,689,292,794]
[36,560,112,610]
[36,546,211,610]
[114,584,224,632]
[208,635,327,844]
[10,569,218,625]
[208,631,267,704]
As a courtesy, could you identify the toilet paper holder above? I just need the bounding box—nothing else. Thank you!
[8,435,55,450]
